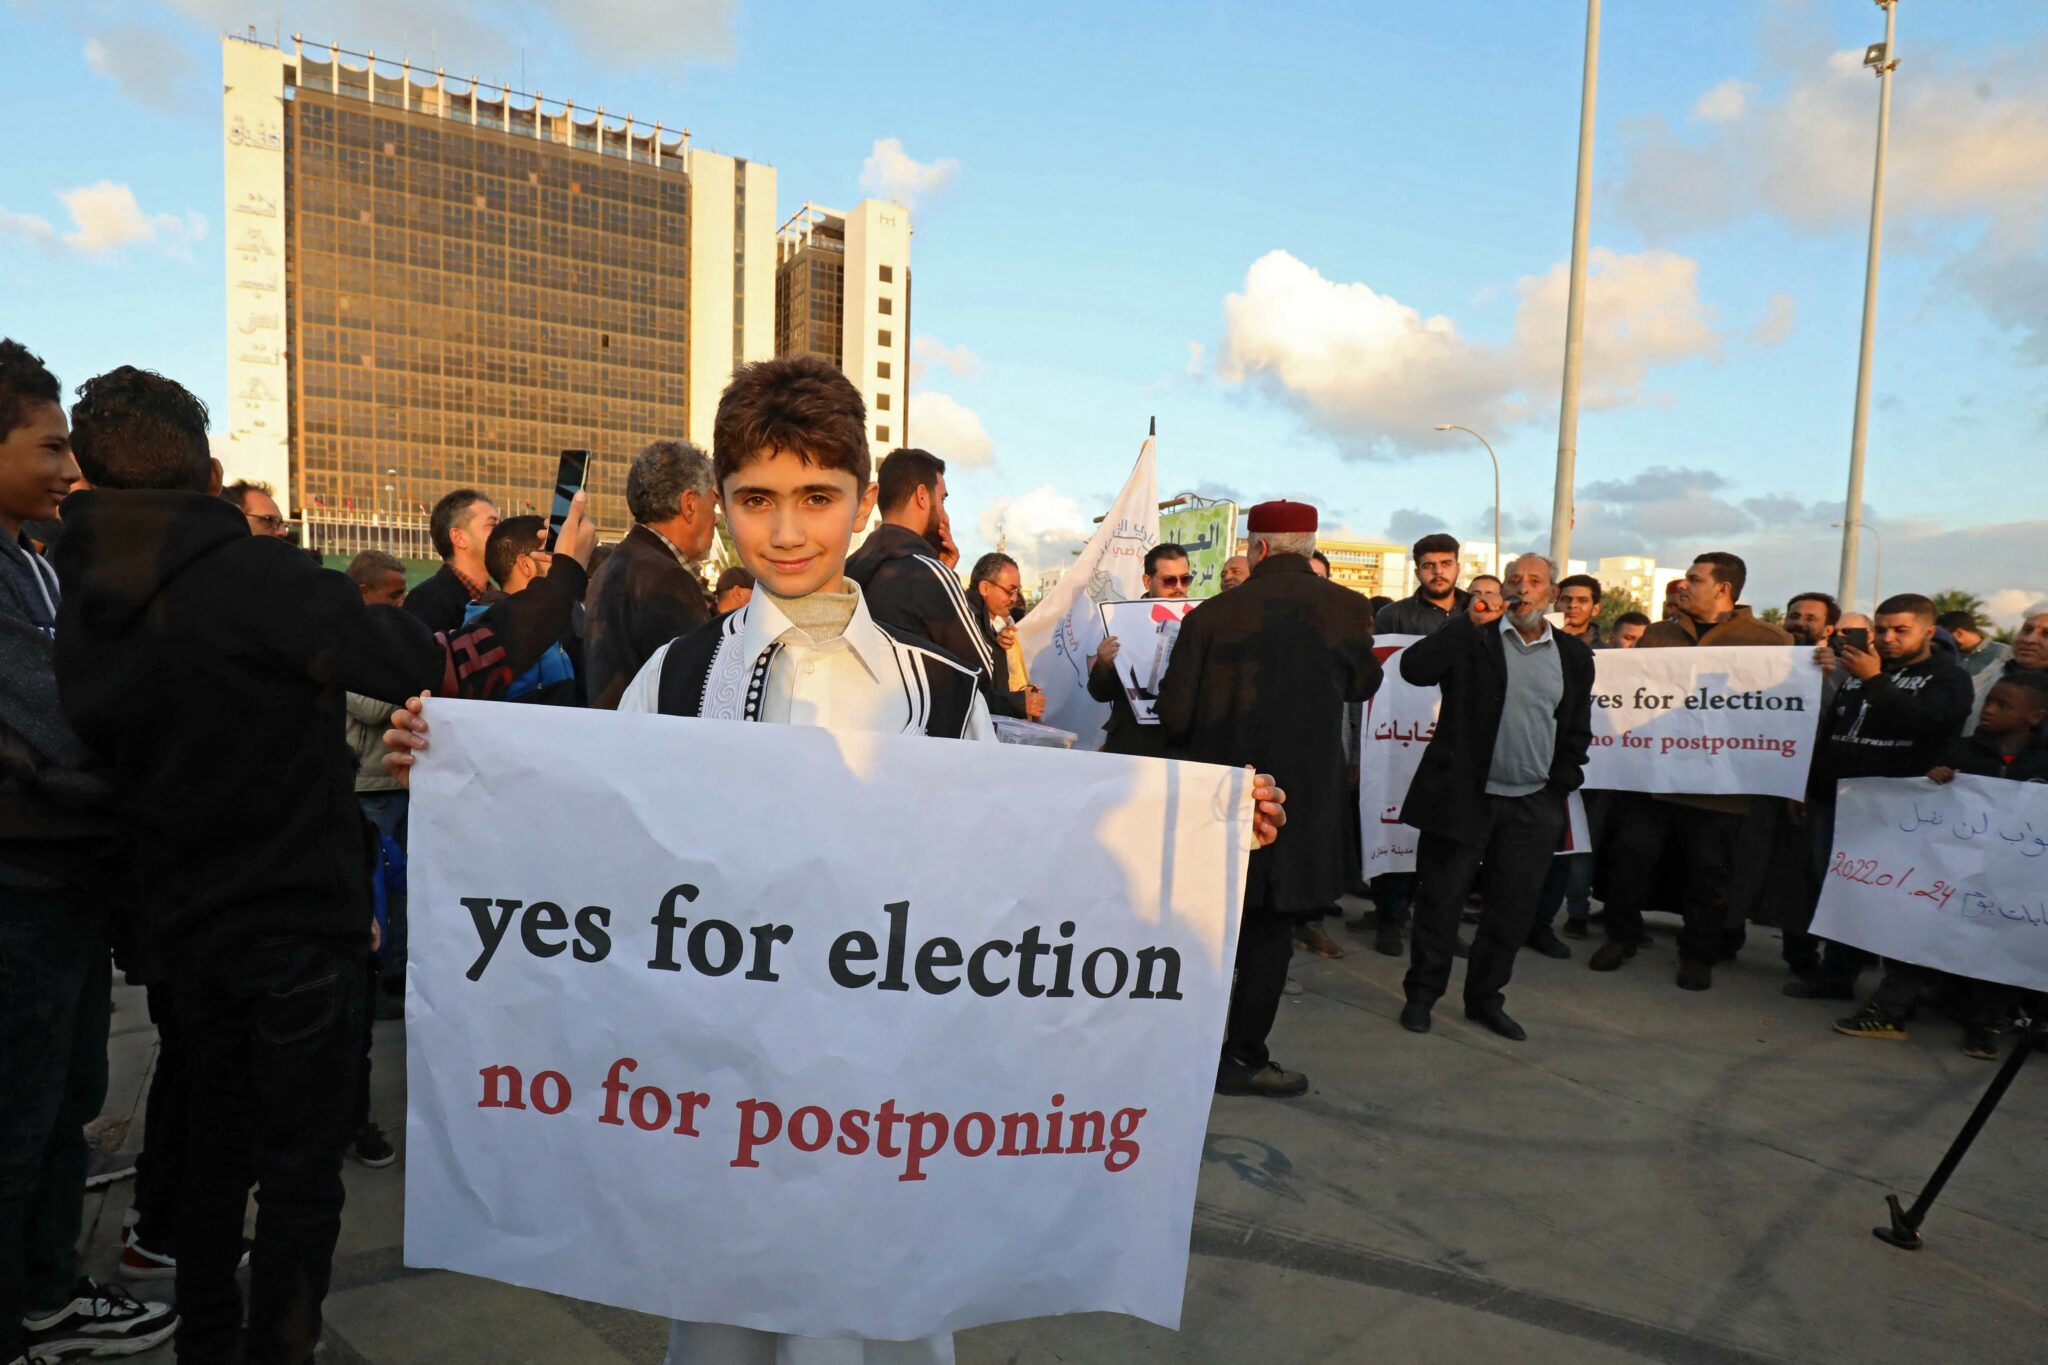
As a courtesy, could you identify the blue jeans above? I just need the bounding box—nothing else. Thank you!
[357,791,408,982]
[0,888,110,1361]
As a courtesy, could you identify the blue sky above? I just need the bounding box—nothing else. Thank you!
[4,0,2044,618]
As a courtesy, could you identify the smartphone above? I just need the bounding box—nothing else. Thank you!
[545,449,591,550]
[1838,626,1870,652]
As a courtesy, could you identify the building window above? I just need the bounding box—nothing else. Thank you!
[877,361,891,379]
[879,264,893,283]
[878,329,892,348]
[876,393,890,411]
[878,297,893,316]
[876,425,890,443]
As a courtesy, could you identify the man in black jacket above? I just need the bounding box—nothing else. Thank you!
[1357,531,1469,956]
[1783,593,1974,1004]
[1156,501,1379,1097]
[1397,553,1594,1042]
[403,487,500,634]
[1086,542,1191,758]
[845,448,1015,715]
[583,439,717,709]
[53,366,592,1365]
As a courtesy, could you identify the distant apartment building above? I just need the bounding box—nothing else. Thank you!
[1595,555,1685,609]
[775,201,911,462]
[220,33,898,557]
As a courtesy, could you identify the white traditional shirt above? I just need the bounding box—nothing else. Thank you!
[618,580,979,1365]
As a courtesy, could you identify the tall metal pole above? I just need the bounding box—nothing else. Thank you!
[1549,0,1600,571]
[1439,424,1501,576]
[1838,1,1898,612]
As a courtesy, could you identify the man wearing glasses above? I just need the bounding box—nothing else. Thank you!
[224,479,291,541]
[969,551,1046,721]
[1086,542,1194,757]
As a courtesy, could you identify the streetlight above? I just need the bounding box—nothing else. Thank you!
[1550,0,1601,570]
[1435,424,1501,576]
[1837,0,1899,612]
[1832,521,1882,604]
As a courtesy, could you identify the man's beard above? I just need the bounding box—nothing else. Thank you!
[921,504,945,553]
[1422,579,1454,602]
[1509,601,1547,630]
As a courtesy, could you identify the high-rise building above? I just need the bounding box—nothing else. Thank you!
[775,201,911,462]
[221,34,783,555]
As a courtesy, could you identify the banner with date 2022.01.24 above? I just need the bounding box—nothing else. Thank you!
[404,700,1254,1342]
[1813,774,2048,994]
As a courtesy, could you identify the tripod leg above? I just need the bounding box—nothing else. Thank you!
[1874,1024,2037,1251]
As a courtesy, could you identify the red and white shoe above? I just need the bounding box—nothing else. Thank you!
[118,1237,177,1281]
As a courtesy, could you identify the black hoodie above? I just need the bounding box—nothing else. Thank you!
[1813,652,1974,789]
[845,522,1015,715]
[53,490,585,969]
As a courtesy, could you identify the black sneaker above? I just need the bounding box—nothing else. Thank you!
[350,1122,398,1168]
[22,1279,177,1359]
[83,1147,138,1190]
[1526,928,1571,960]
[1832,1007,1907,1041]
[1560,918,1590,941]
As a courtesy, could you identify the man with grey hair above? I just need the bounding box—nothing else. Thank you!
[584,438,718,709]
[1396,552,1595,1042]
[1965,603,2048,731]
[1157,500,1379,1097]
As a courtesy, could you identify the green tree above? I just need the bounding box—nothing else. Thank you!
[1595,588,1647,634]
[1930,589,1987,624]
[1758,606,1784,626]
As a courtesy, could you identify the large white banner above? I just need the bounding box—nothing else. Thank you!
[1098,598,1198,725]
[405,701,1252,1340]
[1812,775,2048,993]
[1583,646,1820,800]
[1018,437,1158,739]
[1357,639,1821,871]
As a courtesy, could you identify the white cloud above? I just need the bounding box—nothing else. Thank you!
[1748,291,1796,346]
[908,391,994,469]
[84,24,202,114]
[0,181,205,257]
[1692,79,1753,124]
[1217,246,1720,457]
[166,0,736,70]
[859,137,958,209]
[909,335,979,382]
[976,486,1091,583]
[1984,588,2048,629]
[1184,340,1206,378]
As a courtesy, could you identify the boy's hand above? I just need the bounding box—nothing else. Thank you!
[381,693,432,790]
[1928,766,1957,786]
[1251,769,1286,848]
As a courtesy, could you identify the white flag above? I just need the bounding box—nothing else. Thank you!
[1017,436,1159,740]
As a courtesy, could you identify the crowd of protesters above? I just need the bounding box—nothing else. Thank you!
[1,329,2041,1363]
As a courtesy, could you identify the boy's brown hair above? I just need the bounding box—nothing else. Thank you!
[712,356,870,491]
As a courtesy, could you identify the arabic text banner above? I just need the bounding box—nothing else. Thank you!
[1811,775,2048,993]
[406,701,1253,1340]
[1099,598,1198,725]
[1158,503,1235,598]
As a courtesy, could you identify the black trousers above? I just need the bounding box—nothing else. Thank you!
[1871,963,2014,1027]
[1223,913,1298,1069]
[1370,872,1414,929]
[133,983,187,1256]
[1405,790,1566,1011]
[173,938,365,1365]
[1601,796,1743,966]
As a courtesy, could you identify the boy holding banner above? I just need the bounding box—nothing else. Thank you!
[386,357,1287,1363]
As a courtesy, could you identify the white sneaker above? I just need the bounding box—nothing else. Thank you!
[21,1278,177,1358]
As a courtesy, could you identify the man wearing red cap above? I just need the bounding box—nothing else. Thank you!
[1156,500,1379,1097]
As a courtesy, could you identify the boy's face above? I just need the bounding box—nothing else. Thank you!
[721,448,876,599]
[1977,683,2046,739]
[0,400,80,531]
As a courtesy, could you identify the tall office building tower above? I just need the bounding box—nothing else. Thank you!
[221,33,777,554]
[775,201,912,461]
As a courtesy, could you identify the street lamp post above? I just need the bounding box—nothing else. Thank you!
[1832,521,1883,605]
[1838,0,1900,612]
[1435,424,1501,576]
[1550,0,1601,571]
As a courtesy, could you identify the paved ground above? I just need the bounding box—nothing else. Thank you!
[86,898,2048,1365]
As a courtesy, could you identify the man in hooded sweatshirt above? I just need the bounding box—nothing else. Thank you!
[52,365,594,1365]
